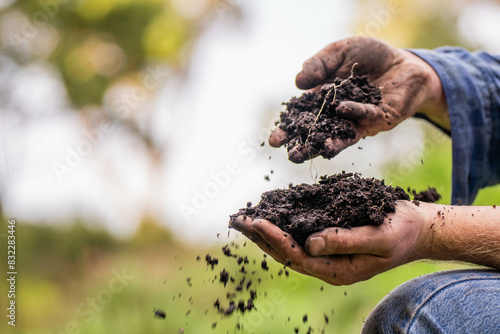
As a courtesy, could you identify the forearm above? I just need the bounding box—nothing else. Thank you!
[419,202,500,268]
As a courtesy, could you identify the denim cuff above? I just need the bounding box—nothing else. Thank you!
[410,47,500,204]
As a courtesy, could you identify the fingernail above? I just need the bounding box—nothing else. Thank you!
[307,237,326,255]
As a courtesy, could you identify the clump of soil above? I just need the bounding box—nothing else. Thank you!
[230,172,440,247]
[277,75,381,161]
[411,187,441,203]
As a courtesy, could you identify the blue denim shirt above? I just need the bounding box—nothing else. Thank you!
[409,48,500,205]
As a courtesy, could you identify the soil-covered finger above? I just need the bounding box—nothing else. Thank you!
[321,136,360,159]
[338,100,400,132]
[229,216,254,235]
[337,101,381,121]
[306,225,396,256]
[287,143,318,164]
[251,220,312,276]
[250,237,287,266]
[296,57,329,90]
[229,216,269,246]
[229,217,303,274]
[251,220,306,260]
[268,128,288,147]
[295,37,395,89]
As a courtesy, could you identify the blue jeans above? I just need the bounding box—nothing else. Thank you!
[362,269,500,333]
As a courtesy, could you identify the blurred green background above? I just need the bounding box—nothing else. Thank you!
[1,0,500,333]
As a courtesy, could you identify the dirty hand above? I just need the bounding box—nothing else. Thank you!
[269,37,446,163]
[231,201,427,285]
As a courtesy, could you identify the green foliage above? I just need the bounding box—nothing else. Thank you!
[410,11,466,50]
[384,122,452,204]
[128,218,175,248]
[474,185,500,205]
[383,121,500,206]
[4,0,197,106]
[18,221,120,281]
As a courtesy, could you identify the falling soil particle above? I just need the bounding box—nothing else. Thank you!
[410,187,441,202]
[219,269,230,287]
[261,258,269,271]
[154,308,166,319]
[222,245,233,257]
[205,254,219,269]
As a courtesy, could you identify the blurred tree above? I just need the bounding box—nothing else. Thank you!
[354,0,469,49]
[2,0,223,106]
[0,0,242,229]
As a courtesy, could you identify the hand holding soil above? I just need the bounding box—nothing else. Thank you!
[230,173,441,285]
[231,201,427,285]
[232,197,500,285]
[269,37,446,163]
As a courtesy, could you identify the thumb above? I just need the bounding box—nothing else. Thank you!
[305,225,395,256]
[296,57,328,90]
[295,41,347,89]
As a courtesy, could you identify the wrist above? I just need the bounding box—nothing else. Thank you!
[403,50,450,130]
[415,202,441,261]
[392,201,434,263]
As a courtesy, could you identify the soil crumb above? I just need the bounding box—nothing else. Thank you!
[154,308,166,319]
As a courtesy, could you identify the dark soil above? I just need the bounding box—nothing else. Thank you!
[204,243,261,318]
[230,172,440,247]
[411,187,441,203]
[153,308,166,319]
[165,239,341,332]
[277,75,381,161]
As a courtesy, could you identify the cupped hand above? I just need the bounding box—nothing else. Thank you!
[230,201,428,285]
[270,37,442,163]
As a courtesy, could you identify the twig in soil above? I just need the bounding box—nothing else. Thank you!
[306,63,358,180]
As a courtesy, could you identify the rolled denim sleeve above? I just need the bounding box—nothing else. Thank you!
[409,47,500,205]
